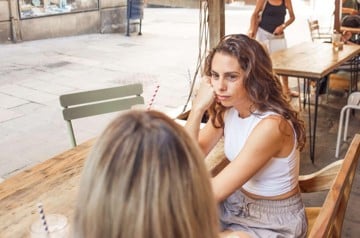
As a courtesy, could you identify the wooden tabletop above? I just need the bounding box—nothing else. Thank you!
[0,135,227,237]
[271,42,360,79]
[0,139,95,238]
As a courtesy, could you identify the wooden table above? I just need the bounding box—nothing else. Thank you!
[0,139,95,237]
[0,133,227,237]
[271,42,360,162]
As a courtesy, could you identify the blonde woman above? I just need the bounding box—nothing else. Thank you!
[74,110,246,238]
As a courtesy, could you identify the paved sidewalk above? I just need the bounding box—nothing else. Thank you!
[0,2,312,179]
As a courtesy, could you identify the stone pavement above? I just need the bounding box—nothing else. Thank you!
[0,1,317,180]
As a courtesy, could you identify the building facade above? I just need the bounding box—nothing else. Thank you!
[0,0,137,43]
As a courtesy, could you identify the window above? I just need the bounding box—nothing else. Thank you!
[19,0,99,19]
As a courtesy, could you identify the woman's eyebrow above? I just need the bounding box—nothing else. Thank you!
[210,70,242,76]
[223,71,241,76]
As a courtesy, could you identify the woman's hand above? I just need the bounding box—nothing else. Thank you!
[248,30,255,39]
[185,77,217,146]
[342,31,352,43]
[273,24,285,35]
[192,76,215,113]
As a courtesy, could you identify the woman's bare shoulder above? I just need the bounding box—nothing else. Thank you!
[257,114,293,136]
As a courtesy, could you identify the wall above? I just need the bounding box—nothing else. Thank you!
[20,11,100,41]
[146,0,198,8]
[100,0,127,33]
[0,0,132,43]
[0,0,12,43]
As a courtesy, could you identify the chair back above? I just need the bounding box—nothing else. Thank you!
[300,134,360,237]
[307,19,332,42]
[308,19,321,38]
[335,92,360,158]
[348,91,360,105]
[59,83,144,147]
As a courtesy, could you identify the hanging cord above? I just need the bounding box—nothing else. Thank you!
[182,0,210,113]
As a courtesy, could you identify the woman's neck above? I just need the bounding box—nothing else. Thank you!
[234,103,256,119]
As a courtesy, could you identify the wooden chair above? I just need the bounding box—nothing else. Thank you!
[301,133,360,237]
[204,134,360,237]
[59,83,144,147]
[307,19,332,42]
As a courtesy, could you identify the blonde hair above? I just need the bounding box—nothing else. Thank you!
[74,110,219,238]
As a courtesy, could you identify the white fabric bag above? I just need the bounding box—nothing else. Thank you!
[267,35,287,52]
[256,27,287,53]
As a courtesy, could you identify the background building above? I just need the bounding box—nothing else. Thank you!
[0,0,146,43]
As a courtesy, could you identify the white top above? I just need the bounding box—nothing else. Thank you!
[223,107,299,197]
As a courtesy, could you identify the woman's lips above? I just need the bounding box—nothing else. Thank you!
[216,95,230,101]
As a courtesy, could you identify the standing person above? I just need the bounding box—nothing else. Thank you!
[185,34,307,237]
[73,110,246,238]
[248,0,297,100]
[341,14,360,44]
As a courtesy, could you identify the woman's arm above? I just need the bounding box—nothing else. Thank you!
[212,116,295,202]
[184,78,223,155]
[198,120,224,155]
[248,0,266,38]
[274,0,296,35]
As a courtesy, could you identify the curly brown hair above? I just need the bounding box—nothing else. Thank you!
[204,34,306,150]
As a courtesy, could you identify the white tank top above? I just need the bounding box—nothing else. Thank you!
[224,107,299,197]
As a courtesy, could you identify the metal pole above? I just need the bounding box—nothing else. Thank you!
[126,0,131,36]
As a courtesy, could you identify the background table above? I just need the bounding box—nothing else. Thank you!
[271,42,360,162]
